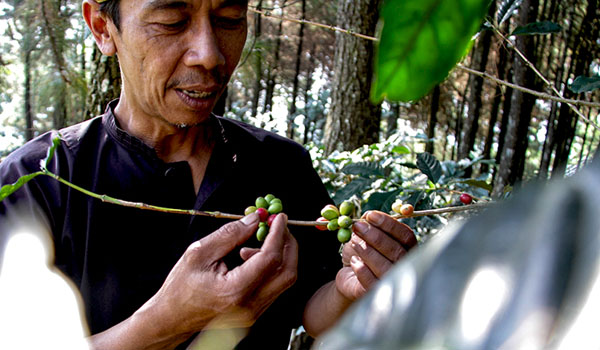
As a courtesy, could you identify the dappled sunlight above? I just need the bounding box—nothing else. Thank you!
[459,265,510,344]
[0,222,90,349]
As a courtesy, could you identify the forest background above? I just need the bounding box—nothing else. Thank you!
[0,0,599,239]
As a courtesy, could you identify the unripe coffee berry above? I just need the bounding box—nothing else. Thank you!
[337,228,352,243]
[327,218,339,231]
[400,204,414,216]
[339,201,355,216]
[256,207,269,222]
[268,202,283,214]
[256,197,269,209]
[391,200,403,214]
[315,217,329,231]
[460,193,473,205]
[321,204,340,220]
[256,222,269,241]
[244,206,257,215]
[264,194,275,203]
[337,215,353,229]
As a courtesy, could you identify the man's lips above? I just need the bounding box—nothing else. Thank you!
[176,88,217,99]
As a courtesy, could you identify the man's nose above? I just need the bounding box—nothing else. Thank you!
[183,21,226,70]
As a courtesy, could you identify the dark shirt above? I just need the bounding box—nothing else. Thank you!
[0,101,341,349]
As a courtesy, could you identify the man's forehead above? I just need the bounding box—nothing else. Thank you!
[108,0,248,9]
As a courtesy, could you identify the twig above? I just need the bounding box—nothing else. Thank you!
[457,65,600,109]
[248,7,379,42]
[493,27,600,132]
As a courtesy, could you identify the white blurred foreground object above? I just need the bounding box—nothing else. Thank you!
[0,220,90,350]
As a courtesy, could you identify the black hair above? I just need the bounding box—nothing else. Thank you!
[99,1,121,32]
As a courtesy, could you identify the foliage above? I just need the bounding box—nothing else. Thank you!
[371,0,490,102]
[309,132,494,240]
[511,21,562,35]
[569,76,600,94]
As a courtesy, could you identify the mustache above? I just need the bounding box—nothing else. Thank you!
[166,70,227,89]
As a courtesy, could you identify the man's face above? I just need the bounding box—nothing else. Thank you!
[111,0,248,127]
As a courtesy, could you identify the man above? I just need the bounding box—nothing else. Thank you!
[0,0,416,348]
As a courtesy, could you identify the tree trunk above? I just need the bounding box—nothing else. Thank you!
[264,1,286,114]
[85,46,121,120]
[24,49,34,141]
[492,0,539,197]
[323,0,382,154]
[425,85,440,155]
[250,1,263,121]
[457,1,495,168]
[287,0,306,140]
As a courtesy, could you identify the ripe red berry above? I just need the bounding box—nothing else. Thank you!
[460,193,473,205]
[315,217,329,231]
[267,214,277,226]
[400,204,414,216]
[256,207,269,222]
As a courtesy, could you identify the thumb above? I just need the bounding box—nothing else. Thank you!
[196,213,260,263]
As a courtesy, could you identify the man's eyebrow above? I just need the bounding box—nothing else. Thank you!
[141,0,191,12]
[218,0,248,8]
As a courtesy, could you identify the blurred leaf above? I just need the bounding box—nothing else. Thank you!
[392,145,411,155]
[372,0,490,102]
[403,190,426,207]
[0,173,42,201]
[569,76,600,93]
[417,152,442,184]
[512,21,561,35]
[341,162,385,177]
[42,136,62,170]
[363,189,402,213]
[333,178,375,205]
[399,162,418,169]
[497,0,523,25]
[456,179,493,192]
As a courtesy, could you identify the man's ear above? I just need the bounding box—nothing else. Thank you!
[82,0,117,56]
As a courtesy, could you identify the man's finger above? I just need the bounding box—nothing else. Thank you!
[364,211,417,248]
[195,213,259,263]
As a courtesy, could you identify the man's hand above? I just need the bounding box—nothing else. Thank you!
[336,210,417,300]
[89,212,298,350]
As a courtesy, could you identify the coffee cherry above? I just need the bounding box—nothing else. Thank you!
[337,215,353,229]
[256,207,269,222]
[337,228,352,243]
[256,197,269,209]
[268,202,283,214]
[256,222,269,241]
[339,201,355,216]
[391,200,403,214]
[264,194,276,203]
[270,198,282,205]
[460,193,473,205]
[315,217,329,231]
[244,206,257,216]
[400,204,414,216]
[267,214,277,227]
[321,204,340,220]
[327,218,339,231]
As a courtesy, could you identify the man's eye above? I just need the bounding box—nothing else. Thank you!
[156,20,187,31]
[213,17,245,29]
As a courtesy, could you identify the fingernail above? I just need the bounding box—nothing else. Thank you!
[367,211,384,225]
[353,221,369,234]
[351,255,362,265]
[241,212,259,225]
[352,235,367,250]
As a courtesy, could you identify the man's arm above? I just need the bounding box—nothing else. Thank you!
[303,210,417,337]
[88,213,298,350]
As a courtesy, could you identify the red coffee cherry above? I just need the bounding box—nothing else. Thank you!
[460,193,473,205]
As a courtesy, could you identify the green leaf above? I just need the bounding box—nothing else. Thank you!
[332,178,375,205]
[341,162,385,177]
[42,135,62,170]
[511,21,561,35]
[416,152,442,184]
[0,172,43,202]
[569,76,600,93]
[372,0,490,102]
[457,179,493,192]
[392,145,411,154]
[363,189,402,213]
[399,162,418,169]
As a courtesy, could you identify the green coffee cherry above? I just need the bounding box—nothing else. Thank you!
[339,201,355,216]
[256,222,269,241]
[337,228,352,243]
[270,198,282,205]
[337,215,353,229]
[268,202,283,214]
[244,206,257,215]
[321,204,340,221]
[265,194,276,203]
[327,218,339,231]
[256,197,269,209]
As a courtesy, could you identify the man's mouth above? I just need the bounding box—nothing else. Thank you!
[178,89,215,99]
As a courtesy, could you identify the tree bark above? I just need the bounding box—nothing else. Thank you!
[250,1,263,121]
[493,0,539,197]
[85,46,121,120]
[287,0,306,140]
[264,1,285,114]
[323,0,382,154]
[24,49,34,141]
[425,85,440,155]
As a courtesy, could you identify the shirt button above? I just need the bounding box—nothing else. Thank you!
[164,167,176,177]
